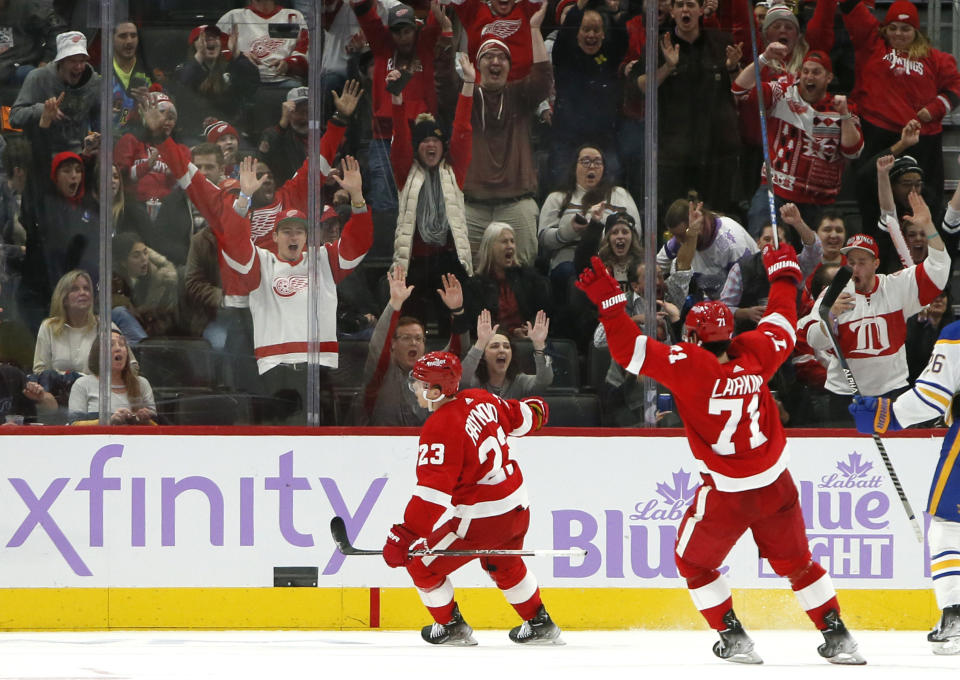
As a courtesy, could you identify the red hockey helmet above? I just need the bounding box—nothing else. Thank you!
[411,351,462,397]
[683,300,733,343]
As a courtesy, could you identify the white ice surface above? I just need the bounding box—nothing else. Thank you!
[0,630,957,680]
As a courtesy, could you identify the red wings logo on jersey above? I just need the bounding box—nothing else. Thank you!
[481,19,522,39]
[847,317,892,356]
[273,275,308,297]
[251,204,282,239]
[786,99,810,116]
[250,37,290,61]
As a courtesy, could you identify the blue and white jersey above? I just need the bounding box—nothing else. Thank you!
[892,319,960,519]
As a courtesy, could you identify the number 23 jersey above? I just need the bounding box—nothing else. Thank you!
[403,389,537,536]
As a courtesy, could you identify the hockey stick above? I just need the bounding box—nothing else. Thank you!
[330,517,588,558]
[817,267,924,542]
[745,3,780,248]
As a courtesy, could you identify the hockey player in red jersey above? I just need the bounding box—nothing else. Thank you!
[576,229,865,664]
[382,351,562,646]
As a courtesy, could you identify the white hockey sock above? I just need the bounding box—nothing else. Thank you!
[417,577,454,609]
[929,518,960,610]
[689,573,732,613]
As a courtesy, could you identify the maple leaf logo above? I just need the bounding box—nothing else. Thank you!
[655,469,698,505]
[836,451,873,479]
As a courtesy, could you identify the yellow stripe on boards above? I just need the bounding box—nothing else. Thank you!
[0,588,939,631]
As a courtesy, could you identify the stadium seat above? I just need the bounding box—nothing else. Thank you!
[134,337,218,389]
[509,338,580,393]
[329,339,369,391]
[587,344,612,393]
[543,394,600,427]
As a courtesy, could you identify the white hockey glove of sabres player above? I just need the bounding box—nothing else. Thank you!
[761,242,802,285]
[849,396,902,435]
[575,256,627,320]
[522,396,549,431]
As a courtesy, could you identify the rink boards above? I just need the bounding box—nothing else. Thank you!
[0,428,945,630]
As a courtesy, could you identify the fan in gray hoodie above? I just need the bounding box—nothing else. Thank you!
[10,30,101,154]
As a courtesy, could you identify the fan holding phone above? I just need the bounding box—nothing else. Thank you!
[216,1,308,84]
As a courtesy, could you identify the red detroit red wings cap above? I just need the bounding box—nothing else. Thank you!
[188,24,223,45]
[277,209,308,228]
[840,234,879,258]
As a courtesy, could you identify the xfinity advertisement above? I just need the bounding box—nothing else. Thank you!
[0,434,938,589]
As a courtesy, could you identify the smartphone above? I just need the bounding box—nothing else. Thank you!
[129,76,148,90]
[268,23,300,39]
[385,70,413,96]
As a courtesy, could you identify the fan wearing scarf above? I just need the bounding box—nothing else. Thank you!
[388,52,475,333]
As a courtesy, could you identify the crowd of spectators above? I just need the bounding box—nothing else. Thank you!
[0,0,959,430]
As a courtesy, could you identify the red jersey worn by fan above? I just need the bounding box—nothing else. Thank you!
[733,75,863,206]
[576,248,864,665]
[446,0,543,81]
[843,0,960,136]
[381,351,562,646]
[352,0,443,139]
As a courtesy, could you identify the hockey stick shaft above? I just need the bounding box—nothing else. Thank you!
[745,3,779,248]
[329,517,587,558]
[817,269,924,543]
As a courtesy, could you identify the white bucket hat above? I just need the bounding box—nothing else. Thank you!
[55,31,89,62]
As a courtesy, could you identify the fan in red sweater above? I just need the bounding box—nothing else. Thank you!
[840,0,960,205]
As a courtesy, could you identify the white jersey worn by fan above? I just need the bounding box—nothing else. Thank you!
[220,210,373,374]
[798,246,950,396]
[217,6,309,83]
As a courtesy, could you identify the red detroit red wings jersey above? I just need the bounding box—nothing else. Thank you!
[643,329,793,491]
[403,389,537,536]
[601,278,799,492]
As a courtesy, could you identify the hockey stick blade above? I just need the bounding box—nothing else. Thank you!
[330,516,381,556]
[817,265,852,324]
[330,516,588,558]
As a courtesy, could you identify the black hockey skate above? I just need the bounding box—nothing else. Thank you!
[421,604,477,646]
[509,605,564,645]
[928,604,960,655]
[817,609,866,665]
[713,610,763,664]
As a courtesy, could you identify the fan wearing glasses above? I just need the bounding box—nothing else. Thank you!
[355,266,471,426]
[538,144,640,306]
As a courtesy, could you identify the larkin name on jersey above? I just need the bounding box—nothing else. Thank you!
[710,374,763,398]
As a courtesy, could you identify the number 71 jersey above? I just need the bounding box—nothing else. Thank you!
[406,389,536,533]
[642,324,794,493]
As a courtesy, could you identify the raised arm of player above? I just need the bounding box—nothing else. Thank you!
[733,243,802,379]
